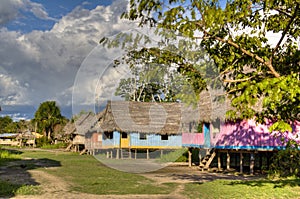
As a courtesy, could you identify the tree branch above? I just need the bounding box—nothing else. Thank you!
[200,29,281,78]
[224,76,254,83]
[271,4,299,61]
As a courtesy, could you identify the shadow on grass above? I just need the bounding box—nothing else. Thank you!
[0,149,61,197]
[227,178,300,188]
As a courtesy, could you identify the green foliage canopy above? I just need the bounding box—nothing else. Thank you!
[33,101,63,140]
[118,0,300,132]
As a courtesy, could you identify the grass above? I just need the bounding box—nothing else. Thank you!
[0,148,21,165]
[40,142,68,149]
[184,178,300,199]
[20,150,177,195]
[1,148,300,198]
[0,180,40,197]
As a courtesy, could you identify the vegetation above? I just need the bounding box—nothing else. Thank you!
[102,0,300,135]
[20,150,176,195]
[0,148,21,166]
[185,178,300,199]
[0,181,39,197]
[32,101,67,140]
[269,149,300,178]
[0,116,30,134]
[0,149,300,198]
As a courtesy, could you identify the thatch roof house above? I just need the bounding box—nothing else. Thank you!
[100,101,182,134]
[64,112,101,152]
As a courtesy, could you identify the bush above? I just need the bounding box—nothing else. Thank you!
[35,137,51,148]
[269,149,300,178]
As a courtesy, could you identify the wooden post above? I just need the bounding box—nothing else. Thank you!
[146,149,149,160]
[160,150,163,159]
[110,151,113,159]
[217,152,221,171]
[135,149,137,159]
[226,151,230,170]
[188,148,192,167]
[240,152,243,173]
[250,153,255,175]
[106,151,109,158]
[116,149,119,159]
[129,149,131,159]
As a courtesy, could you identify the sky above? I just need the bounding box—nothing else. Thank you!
[0,0,139,119]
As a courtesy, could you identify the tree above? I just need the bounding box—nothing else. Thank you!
[33,101,64,140]
[0,116,14,133]
[109,0,299,134]
[114,53,192,102]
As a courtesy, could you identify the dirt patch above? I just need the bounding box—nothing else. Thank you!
[141,164,262,184]
[1,150,261,199]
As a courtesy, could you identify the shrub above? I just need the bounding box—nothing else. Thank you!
[269,149,300,178]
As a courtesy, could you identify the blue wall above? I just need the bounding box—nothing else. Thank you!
[130,132,182,148]
[102,131,120,148]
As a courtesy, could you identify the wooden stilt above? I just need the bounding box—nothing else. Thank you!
[116,149,119,159]
[217,152,221,171]
[160,150,163,159]
[188,148,192,167]
[135,149,137,159]
[226,151,230,170]
[106,151,109,158]
[240,152,243,173]
[250,153,255,175]
[110,151,113,159]
[146,149,149,159]
[129,149,132,159]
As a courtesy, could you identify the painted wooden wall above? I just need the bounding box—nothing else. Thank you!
[215,119,300,150]
[182,133,204,148]
[102,131,120,148]
[129,133,182,149]
[182,119,300,150]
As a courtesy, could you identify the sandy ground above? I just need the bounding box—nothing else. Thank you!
[0,151,261,199]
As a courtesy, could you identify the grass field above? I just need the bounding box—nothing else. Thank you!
[185,178,300,199]
[1,148,300,198]
[19,150,176,195]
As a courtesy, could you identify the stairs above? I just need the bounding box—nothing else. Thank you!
[199,148,216,171]
[80,148,87,155]
[65,143,73,151]
[121,148,131,159]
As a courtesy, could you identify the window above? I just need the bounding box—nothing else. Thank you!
[104,132,113,139]
[161,134,168,140]
[121,132,128,139]
[139,133,147,140]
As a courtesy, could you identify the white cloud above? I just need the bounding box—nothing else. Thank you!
[0,0,137,109]
[0,0,56,26]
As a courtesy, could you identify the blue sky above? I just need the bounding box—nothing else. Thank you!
[5,0,113,33]
[0,0,135,119]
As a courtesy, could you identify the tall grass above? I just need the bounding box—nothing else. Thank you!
[0,149,20,165]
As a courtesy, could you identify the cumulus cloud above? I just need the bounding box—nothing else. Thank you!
[0,0,137,110]
[0,0,55,26]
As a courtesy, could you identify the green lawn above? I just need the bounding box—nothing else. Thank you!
[185,178,300,199]
[19,150,176,195]
[1,148,300,198]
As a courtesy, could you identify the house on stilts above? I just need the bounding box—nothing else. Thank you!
[182,90,300,174]
[86,100,199,159]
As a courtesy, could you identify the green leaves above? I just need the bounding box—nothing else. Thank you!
[116,0,299,135]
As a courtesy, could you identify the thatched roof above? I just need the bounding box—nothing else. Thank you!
[99,101,198,135]
[63,112,101,136]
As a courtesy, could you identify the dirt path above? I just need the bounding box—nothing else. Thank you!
[11,165,260,199]
[9,164,187,199]
[1,150,260,199]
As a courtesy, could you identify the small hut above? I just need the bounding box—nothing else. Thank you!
[0,133,20,146]
[64,112,100,153]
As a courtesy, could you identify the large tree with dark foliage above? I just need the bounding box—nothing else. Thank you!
[103,0,299,133]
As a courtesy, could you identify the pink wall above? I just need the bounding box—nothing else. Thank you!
[182,132,204,146]
[215,119,300,149]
